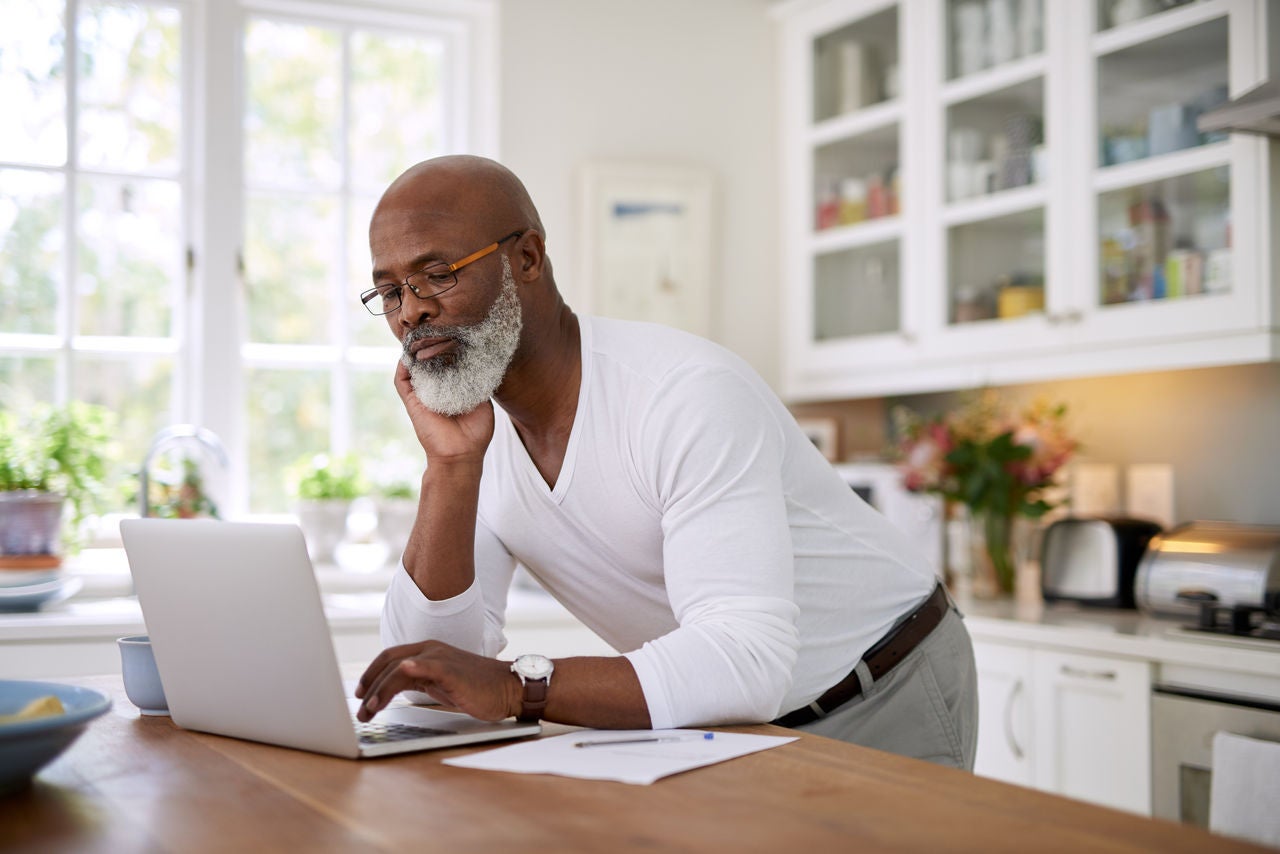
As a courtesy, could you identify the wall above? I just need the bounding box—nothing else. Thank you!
[888,362,1280,527]
[497,0,779,384]
[496,1,1278,529]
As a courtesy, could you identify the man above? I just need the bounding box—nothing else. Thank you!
[354,155,978,769]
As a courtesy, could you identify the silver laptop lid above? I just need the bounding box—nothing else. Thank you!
[121,519,361,757]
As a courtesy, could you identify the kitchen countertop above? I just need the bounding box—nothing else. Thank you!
[4,674,1269,853]
[7,552,1278,700]
[958,593,1280,701]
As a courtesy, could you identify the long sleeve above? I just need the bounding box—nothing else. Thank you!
[622,365,801,728]
[380,519,517,658]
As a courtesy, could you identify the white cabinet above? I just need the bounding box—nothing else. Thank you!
[1030,649,1152,815]
[972,638,1152,815]
[973,637,1034,786]
[773,0,1278,401]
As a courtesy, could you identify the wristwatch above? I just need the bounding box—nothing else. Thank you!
[510,654,554,722]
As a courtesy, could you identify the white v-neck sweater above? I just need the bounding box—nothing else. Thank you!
[382,316,937,728]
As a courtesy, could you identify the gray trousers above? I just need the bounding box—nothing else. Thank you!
[792,605,979,770]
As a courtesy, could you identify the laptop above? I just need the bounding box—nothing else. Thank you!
[120,518,541,758]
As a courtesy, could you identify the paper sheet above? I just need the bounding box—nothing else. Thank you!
[442,728,797,785]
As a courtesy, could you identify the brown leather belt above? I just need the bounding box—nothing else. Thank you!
[772,583,951,728]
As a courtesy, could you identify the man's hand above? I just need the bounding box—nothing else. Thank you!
[394,360,495,463]
[354,640,521,723]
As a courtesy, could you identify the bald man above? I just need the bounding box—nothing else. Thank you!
[354,155,978,769]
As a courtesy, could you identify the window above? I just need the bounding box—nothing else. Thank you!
[0,0,188,489]
[0,0,497,518]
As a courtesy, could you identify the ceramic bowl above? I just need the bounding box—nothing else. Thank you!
[0,680,111,795]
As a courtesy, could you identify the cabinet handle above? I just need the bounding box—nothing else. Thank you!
[1060,665,1116,681]
[1004,679,1024,760]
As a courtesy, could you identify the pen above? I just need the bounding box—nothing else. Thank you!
[574,733,715,748]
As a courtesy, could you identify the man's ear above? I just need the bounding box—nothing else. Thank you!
[514,230,546,282]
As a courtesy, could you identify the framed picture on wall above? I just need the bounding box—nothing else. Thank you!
[795,417,840,462]
[577,162,715,337]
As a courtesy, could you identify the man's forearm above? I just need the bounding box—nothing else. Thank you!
[537,657,652,729]
[403,460,483,601]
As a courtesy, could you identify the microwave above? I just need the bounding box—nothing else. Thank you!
[833,462,945,574]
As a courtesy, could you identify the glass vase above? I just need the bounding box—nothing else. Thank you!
[968,509,1029,598]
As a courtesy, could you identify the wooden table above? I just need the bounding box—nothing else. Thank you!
[0,676,1267,853]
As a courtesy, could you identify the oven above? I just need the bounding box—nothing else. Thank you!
[1151,684,1280,827]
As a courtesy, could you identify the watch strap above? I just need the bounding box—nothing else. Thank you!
[518,676,548,722]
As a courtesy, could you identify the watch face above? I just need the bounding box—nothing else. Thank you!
[515,654,553,680]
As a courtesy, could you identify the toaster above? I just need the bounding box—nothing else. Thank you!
[1135,521,1280,618]
[1040,517,1162,608]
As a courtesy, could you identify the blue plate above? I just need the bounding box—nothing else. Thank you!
[0,680,111,795]
[0,577,83,612]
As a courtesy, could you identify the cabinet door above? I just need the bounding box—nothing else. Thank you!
[972,639,1035,786]
[1064,0,1272,359]
[778,0,923,400]
[1031,649,1152,815]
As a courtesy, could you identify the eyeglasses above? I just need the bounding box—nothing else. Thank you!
[360,230,525,316]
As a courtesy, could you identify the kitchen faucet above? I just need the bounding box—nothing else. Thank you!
[138,425,230,518]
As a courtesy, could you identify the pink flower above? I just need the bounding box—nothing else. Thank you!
[900,423,952,492]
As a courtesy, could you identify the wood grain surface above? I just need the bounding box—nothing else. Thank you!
[0,675,1268,853]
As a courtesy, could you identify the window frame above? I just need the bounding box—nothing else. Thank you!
[1,0,495,517]
[0,0,196,447]
[193,0,496,514]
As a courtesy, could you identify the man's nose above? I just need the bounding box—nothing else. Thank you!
[397,287,438,328]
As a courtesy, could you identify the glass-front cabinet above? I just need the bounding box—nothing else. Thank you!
[780,0,916,393]
[774,0,1277,400]
[1071,0,1257,354]
[934,0,1056,361]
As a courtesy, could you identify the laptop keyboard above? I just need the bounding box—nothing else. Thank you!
[354,719,453,744]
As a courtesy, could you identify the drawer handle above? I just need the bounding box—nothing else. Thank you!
[1060,665,1116,681]
[1004,679,1024,760]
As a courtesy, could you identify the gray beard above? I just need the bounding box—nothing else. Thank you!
[400,255,523,416]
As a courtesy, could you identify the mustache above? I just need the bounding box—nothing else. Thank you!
[401,324,465,352]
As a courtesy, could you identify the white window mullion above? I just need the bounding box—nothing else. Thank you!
[60,0,80,405]
[199,0,250,515]
[330,24,354,457]
[175,0,197,424]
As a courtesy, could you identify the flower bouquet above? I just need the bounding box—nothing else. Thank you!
[893,390,1078,594]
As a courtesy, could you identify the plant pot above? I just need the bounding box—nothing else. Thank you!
[375,498,418,567]
[293,499,351,567]
[0,491,65,568]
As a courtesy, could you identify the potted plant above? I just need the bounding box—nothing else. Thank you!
[148,456,220,520]
[0,402,117,567]
[288,453,364,566]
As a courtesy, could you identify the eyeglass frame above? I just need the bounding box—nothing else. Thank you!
[360,229,526,316]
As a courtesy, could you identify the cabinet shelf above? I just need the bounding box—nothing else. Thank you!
[942,55,1046,107]
[811,216,901,253]
[811,99,902,146]
[1093,0,1230,57]
[776,0,1275,402]
[1093,141,1230,194]
[944,184,1047,227]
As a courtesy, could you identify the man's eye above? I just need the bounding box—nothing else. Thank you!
[378,286,401,303]
[422,271,454,288]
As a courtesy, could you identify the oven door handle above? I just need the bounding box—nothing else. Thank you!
[1005,679,1024,760]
